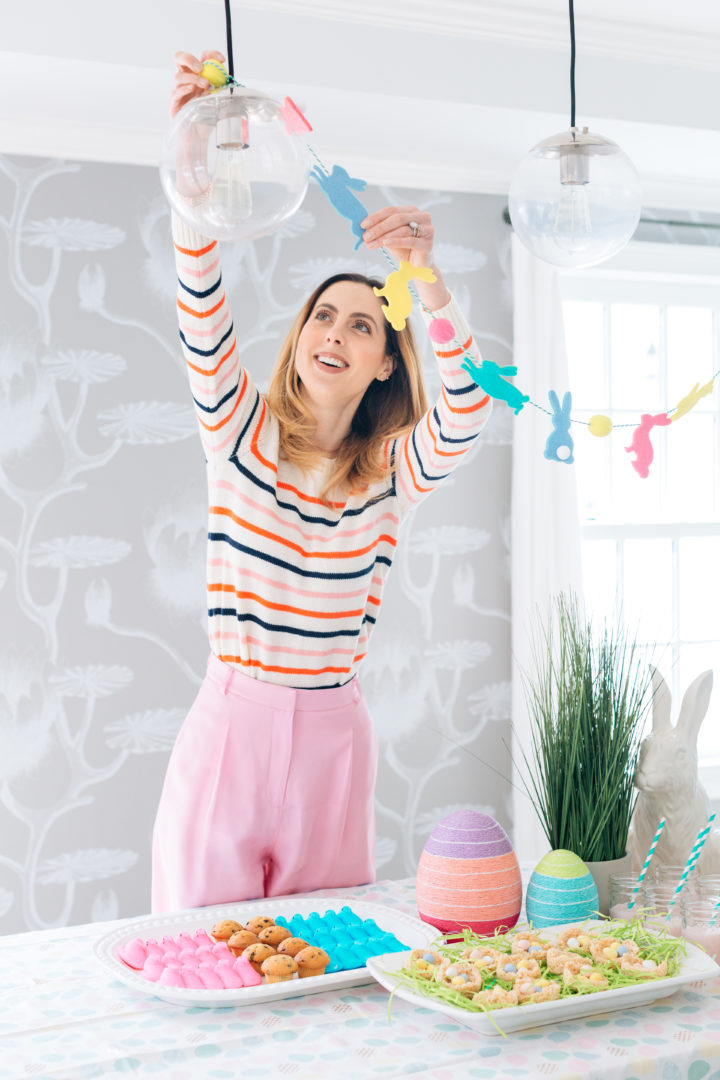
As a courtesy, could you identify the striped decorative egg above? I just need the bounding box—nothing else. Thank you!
[416,810,522,934]
[525,849,599,928]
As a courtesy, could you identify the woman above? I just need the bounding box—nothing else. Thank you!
[151,50,492,912]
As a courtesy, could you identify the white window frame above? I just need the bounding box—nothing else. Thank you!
[559,240,720,797]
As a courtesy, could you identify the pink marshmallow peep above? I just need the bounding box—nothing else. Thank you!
[117,937,148,969]
[123,925,278,991]
[234,955,263,986]
[159,962,186,987]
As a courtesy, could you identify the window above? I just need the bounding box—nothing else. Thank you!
[560,242,720,785]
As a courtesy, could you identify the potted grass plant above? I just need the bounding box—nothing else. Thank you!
[521,592,654,914]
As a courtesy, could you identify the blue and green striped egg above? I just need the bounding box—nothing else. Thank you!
[525,849,599,928]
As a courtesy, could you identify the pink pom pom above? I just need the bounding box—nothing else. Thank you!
[428,318,455,345]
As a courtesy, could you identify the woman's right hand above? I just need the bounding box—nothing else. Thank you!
[171,50,226,118]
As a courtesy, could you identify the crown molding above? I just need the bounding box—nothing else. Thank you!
[4,118,720,216]
[211,0,720,71]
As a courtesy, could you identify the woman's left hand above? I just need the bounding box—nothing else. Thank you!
[361,206,434,267]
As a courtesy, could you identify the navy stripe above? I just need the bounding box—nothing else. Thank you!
[208,532,377,580]
[231,392,261,457]
[230,459,396,526]
[208,610,361,639]
[179,324,233,358]
[178,276,221,300]
[410,426,449,484]
[432,407,480,444]
[193,384,238,414]
[444,380,483,397]
[363,614,376,626]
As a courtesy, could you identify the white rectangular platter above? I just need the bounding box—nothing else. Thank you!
[94,896,437,1008]
[366,919,720,1037]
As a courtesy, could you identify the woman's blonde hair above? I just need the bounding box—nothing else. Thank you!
[266,273,428,502]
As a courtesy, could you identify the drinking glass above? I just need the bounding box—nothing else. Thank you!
[609,875,648,921]
[646,883,686,937]
[683,899,720,961]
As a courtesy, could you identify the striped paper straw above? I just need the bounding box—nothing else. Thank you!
[710,893,720,928]
[665,813,717,921]
[628,817,665,910]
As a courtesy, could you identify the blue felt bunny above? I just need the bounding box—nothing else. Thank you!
[311,165,368,250]
[544,390,574,464]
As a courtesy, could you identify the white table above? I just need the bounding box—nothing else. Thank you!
[4,877,720,1079]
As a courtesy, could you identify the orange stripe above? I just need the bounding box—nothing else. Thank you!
[435,334,473,358]
[420,852,519,874]
[210,504,397,559]
[441,386,491,414]
[367,595,381,606]
[199,388,243,432]
[187,340,238,378]
[249,403,347,509]
[174,239,217,257]
[218,655,352,677]
[177,294,226,320]
[424,411,466,458]
[209,584,363,620]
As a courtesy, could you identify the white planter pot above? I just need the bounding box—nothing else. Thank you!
[585,852,632,916]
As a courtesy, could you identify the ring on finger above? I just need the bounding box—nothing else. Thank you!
[408,220,420,239]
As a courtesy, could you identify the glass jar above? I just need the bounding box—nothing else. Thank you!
[651,864,700,898]
[609,875,647,921]
[683,900,720,961]
[646,883,687,937]
[694,876,720,902]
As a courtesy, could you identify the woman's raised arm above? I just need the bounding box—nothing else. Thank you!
[170,51,263,465]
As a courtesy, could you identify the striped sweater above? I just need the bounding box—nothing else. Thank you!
[173,215,492,688]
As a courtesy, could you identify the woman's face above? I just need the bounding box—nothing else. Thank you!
[294,281,394,410]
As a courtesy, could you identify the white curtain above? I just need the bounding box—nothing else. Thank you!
[510,234,584,866]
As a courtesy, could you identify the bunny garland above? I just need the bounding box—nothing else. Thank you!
[214,80,716,481]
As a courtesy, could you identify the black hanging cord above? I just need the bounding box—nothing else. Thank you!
[224,0,235,80]
[569,0,576,129]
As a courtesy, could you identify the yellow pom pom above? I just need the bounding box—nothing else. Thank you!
[201,61,229,88]
[588,414,613,437]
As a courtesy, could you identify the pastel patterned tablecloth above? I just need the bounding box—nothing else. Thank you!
[4,877,720,1079]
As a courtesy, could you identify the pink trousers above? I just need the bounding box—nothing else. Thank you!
[151,654,378,913]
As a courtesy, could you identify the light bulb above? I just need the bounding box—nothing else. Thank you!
[208,147,253,224]
[207,96,252,225]
[553,185,592,255]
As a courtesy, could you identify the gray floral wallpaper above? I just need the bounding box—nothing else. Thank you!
[0,152,513,933]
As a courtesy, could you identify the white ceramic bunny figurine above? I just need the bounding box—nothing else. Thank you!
[628,666,717,874]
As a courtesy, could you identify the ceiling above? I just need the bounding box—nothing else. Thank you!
[3,0,720,210]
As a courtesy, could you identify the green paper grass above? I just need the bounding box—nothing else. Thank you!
[521,592,654,862]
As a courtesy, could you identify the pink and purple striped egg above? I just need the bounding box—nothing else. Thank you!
[416,809,522,935]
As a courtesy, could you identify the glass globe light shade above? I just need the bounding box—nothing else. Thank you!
[160,86,310,242]
[508,127,642,269]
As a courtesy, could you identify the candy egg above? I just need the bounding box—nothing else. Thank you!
[525,849,599,928]
[416,810,522,934]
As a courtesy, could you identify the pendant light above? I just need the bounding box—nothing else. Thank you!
[159,0,310,242]
[508,0,642,269]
